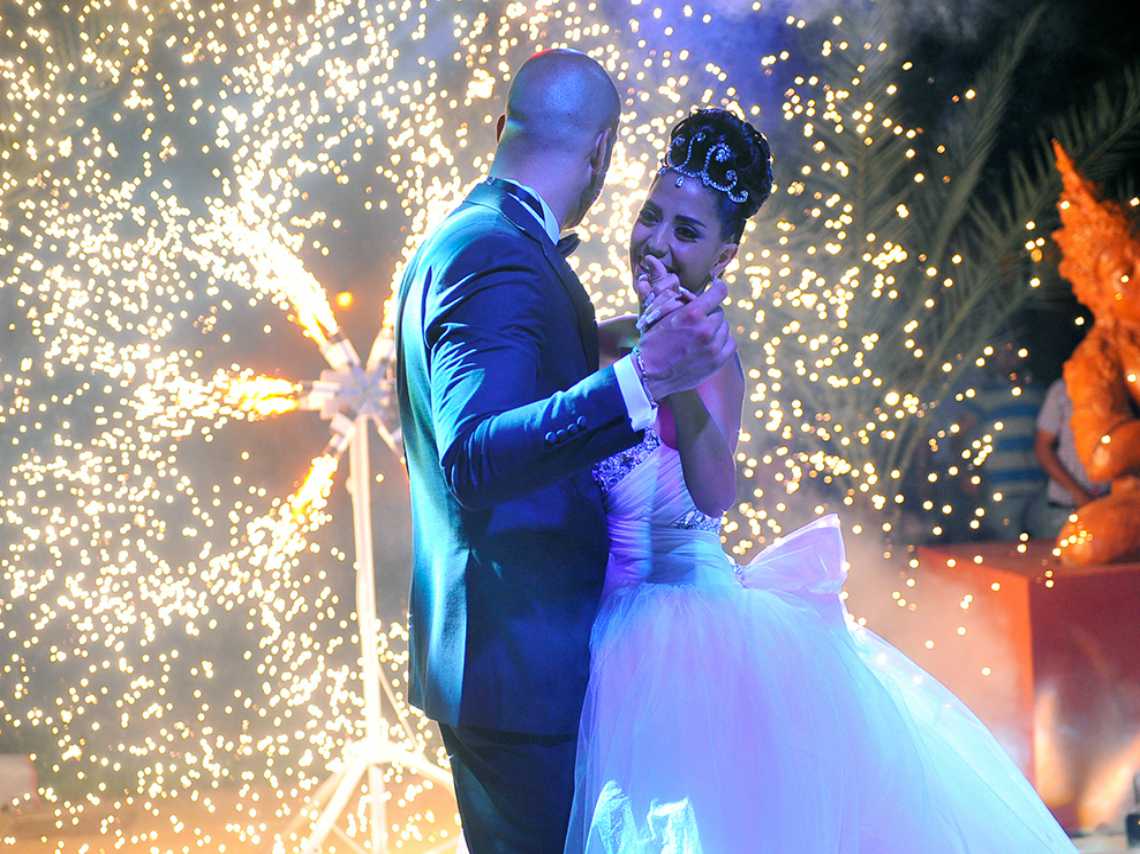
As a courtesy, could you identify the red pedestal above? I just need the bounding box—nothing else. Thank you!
[914,540,1140,831]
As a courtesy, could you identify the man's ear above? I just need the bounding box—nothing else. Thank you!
[496,114,506,142]
[710,243,739,279]
[590,126,614,171]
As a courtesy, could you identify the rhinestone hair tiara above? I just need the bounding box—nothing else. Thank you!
[657,129,750,204]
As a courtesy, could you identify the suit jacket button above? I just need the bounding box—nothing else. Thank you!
[555,428,568,442]
[544,431,557,446]
[576,416,588,429]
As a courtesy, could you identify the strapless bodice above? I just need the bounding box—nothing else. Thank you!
[592,428,736,595]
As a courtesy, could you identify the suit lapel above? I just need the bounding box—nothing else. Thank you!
[465,180,599,372]
[539,240,600,372]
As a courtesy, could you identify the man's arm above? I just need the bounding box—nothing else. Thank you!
[427,236,639,510]
[1034,429,1094,506]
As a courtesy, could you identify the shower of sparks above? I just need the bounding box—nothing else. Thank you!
[1,0,1069,848]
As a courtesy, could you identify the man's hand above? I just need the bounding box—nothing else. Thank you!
[636,273,735,400]
[1070,486,1096,507]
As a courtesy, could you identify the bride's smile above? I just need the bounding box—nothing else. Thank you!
[629,173,739,296]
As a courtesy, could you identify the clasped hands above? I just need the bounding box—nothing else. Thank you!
[631,255,736,401]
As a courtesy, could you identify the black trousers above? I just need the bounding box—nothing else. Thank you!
[439,723,578,854]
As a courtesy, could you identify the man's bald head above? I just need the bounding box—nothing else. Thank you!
[490,50,621,229]
[498,49,621,156]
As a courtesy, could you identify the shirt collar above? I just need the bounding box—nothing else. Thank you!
[497,177,561,244]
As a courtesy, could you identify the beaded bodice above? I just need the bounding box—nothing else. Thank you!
[592,426,732,594]
[592,429,663,499]
[592,427,722,533]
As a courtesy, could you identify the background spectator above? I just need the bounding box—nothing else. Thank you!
[1024,377,1110,537]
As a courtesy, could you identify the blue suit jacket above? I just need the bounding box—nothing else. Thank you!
[395,178,642,735]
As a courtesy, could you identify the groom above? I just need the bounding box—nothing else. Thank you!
[395,50,735,851]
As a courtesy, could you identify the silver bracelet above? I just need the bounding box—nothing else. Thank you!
[630,345,658,408]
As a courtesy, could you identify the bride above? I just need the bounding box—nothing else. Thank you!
[564,108,1074,853]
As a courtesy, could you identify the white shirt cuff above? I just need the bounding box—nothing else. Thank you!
[613,354,657,432]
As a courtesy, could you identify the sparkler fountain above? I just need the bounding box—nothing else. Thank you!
[287,325,456,853]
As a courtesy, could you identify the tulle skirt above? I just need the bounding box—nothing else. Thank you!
[565,518,1074,853]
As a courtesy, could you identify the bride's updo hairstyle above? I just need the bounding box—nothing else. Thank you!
[659,108,773,242]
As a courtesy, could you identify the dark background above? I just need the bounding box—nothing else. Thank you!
[899,0,1137,382]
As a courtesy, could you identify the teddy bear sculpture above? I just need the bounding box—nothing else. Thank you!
[1051,141,1140,566]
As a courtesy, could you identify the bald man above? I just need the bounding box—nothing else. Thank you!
[395,50,734,851]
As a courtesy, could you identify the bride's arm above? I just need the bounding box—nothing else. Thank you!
[597,314,639,368]
[664,353,744,517]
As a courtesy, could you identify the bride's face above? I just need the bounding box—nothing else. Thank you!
[629,172,738,296]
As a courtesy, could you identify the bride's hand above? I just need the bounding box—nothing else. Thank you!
[634,256,695,333]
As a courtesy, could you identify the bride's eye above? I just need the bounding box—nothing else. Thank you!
[637,208,658,224]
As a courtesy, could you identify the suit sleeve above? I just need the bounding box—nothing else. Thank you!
[426,233,640,509]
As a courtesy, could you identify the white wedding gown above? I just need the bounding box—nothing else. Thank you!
[564,427,1075,853]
